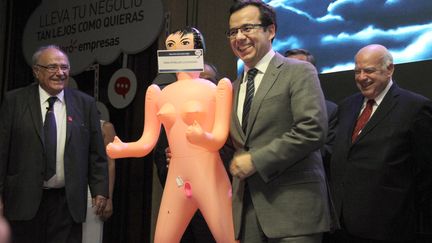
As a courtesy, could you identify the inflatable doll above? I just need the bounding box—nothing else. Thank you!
[106,27,235,243]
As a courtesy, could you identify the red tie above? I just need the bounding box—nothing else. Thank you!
[352,99,375,142]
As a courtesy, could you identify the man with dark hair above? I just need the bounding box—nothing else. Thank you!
[0,45,108,243]
[284,48,317,66]
[226,1,331,242]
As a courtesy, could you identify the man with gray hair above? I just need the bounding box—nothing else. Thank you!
[0,45,108,243]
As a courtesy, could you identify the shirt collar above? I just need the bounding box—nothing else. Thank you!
[243,49,275,82]
[39,85,65,105]
[365,79,393,106]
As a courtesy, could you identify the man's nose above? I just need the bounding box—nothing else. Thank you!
[233,29,247,40]
[356,70,368,80]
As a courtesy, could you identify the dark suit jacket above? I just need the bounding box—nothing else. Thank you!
[330,84,432,241]
[322,100,338,176]
[230,53,331,238]
[0,83,108,222]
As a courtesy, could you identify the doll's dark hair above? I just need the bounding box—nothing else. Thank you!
[170,26,206,52]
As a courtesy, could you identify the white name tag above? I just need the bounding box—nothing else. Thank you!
[157,49,204,73]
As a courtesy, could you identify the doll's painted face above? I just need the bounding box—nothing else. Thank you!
[165,32,194,50]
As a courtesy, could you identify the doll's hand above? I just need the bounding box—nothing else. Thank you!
[106,136,127,159]
[186,121,207,145]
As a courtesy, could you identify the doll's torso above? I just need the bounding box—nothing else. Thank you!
[156,78,229,187]
[157,78,217,157]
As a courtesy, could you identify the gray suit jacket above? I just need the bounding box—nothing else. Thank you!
[0,83,108,222]
[230,52,331,238]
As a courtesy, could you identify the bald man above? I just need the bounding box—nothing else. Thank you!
[329,44,432,243]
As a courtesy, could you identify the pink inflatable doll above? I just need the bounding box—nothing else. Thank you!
[106,27,235,243]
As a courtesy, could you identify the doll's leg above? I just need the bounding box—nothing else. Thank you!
[154,182,198,243]
[197,181,236,243]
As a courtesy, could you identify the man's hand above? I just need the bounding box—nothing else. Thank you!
[99,198,113,221]
[229,153,256,180]
[92,195,107,216]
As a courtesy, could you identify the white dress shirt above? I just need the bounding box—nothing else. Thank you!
[237,49,276,125]
[39,86,66,188]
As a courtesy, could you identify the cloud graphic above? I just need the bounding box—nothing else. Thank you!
[262,0,432,73]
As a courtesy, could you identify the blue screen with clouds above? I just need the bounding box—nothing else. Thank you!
[254,0,432,73]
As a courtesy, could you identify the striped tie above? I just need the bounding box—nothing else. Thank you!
[242,68,258,133]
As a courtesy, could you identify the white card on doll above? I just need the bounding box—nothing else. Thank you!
[157,49,204,73]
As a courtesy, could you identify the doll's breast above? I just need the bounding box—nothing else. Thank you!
[180,100,207,126]
[157,100,210,128]
[157,103,176,128]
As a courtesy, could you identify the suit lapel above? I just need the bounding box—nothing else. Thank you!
[245,53,283,136]
[345,95,364,146]
[231,75,246,141]
[28,84,44,143]
[354,84,399,142]
[64,88,75,145]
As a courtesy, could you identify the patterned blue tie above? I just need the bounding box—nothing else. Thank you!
[242,68,258,133]
[44,96,57,180]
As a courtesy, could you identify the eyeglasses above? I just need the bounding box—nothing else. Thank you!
[226,24,267,39]
[36,64,70,73]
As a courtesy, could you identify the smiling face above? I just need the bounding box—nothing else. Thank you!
[228,5,275,68]
[33,47,70,95]
[354,45,394,99]
[165,32,195,50]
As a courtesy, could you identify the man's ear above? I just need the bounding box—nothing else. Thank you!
[387,63,394,76]
[32,66,39,79]
[267,24,276,41]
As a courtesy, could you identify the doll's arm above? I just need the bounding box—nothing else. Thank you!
[106,85,161,159]
[186,78,232,151]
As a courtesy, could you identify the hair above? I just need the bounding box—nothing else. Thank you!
[32,44,68,65]
[381,50,393,69]
[229,0,277,34]
[202,62,220,83]
[284,48,316,66]
[169,26,206,52]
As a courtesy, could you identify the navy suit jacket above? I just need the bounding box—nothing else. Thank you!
[322,100,337,174]
[0,83,108,222]
[330,83,432,241]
